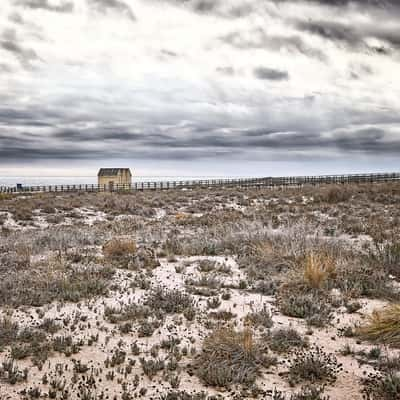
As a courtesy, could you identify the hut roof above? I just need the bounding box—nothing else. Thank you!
[97,168,131,177]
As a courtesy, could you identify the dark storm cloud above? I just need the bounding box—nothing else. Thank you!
[1,120,400,162]
[193,0,217,13]
[0,29,40,69]
[1,0,399,168]
[51,127,176,144]
[295,19,400,52]
[220,28,327,61]
[0,146,107,160]
[273,0,400,9]
[254,67,289,81]
[145,127,400,155]
[155,0,256,19]
[88,0,136,21]
[0,107,59,126]
[242,129,288,137]
[193,0,254,17]
[15,0,74,13]
[0,138,241,161]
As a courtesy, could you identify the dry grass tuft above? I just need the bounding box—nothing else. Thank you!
[303,252,336,290]
[195,327,274,388]
[103,237,137,261]
[358,304,400,347]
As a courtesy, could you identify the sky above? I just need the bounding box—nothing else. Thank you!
[0,0,399,177]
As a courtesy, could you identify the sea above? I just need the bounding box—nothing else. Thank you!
[0,176,247,188]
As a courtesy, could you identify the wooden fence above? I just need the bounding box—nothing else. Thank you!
[1,172,399,194]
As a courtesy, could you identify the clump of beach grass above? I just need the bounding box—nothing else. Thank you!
[103,237,137,265]
[303,252,336,290]
[195,327,275,388]
[358,304,400,347]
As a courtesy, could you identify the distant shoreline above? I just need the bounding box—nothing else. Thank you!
[0,175,248,187]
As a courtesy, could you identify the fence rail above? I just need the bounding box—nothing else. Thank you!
[1,172,400,194]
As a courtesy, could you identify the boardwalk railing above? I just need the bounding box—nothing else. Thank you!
[1,172,400,194]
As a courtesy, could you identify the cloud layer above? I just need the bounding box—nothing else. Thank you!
[0,0,399,174]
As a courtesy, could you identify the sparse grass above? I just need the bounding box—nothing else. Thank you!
[357,304,400,347]
[104,303,152,324]
[0,317,19,349]
[0,359,28,384]
[287,346,341,386]
[0,261,112,307]
[103,237,137,266]
[345,300,362,314]
[277,292,333,327]
[303,252,336,290]
[362,371,400,400]
[273,386,330,400]
[266,328,308,354]
[140,357,165,380]
[245,305,273,329]
[144,286,195,314]
[160,391,210,400]
[1,184,400,398]
[206,297,221,309]
[208,310,236,321]
[137,318,162,337]
[197,259,216,273]
[371,240,400,279]
[195,327,275,388]
[334,262,397,300]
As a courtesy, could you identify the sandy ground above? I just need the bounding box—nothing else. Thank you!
[0,254,392,399]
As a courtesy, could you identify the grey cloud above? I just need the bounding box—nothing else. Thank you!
[273,0,400,10]
[192,0,254,18]
[151,127,400,155]
[193,0,217,13]
[0,29,40,69]
[88,0,136,21]
[0,138,242,161]
[242,129,290,137]
[160,49,179,59]
[1,0,399,168]
[254,67,289,81]
[296,19,400,53]
[0,63,14,73]
[1,118,400,163]
[15,0,74,12]
[220,28,327,61]
[0,106,61,127]
[155,0,256,19]
[8,12,24,24]
[349,63,373,80]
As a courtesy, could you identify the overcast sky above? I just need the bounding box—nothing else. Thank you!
[0,0,399,177]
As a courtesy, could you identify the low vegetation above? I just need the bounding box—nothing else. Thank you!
[0,182,400,399]
[358,304,400,347]
[195,327,275,388]
[287,346,342,386]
